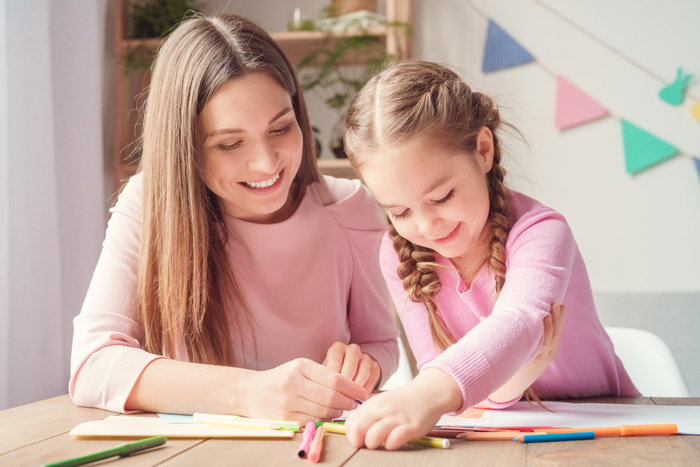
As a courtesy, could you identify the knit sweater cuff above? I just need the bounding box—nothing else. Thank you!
[421,345,493,415]
[482,395,522,409]
[618,370,643,397]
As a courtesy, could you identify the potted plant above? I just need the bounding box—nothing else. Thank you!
[296,10,410,158]
[123,0,202,73]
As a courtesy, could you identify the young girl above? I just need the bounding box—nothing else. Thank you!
[69,14,400,422]
[343,61,639,450]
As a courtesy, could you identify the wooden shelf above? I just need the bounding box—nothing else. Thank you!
[318,158,359,179]
[271,29,388,65]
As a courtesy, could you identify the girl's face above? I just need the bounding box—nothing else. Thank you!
[200,73,303,223]
[361,130,495,267]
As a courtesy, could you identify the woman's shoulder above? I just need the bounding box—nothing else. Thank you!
[110,172,144,219]
[310,175,386,231]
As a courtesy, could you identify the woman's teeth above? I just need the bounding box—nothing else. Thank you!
[245,173,279,189]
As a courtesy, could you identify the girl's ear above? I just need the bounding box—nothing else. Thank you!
[476,126,495,174]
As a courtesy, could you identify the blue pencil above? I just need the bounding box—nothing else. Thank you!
[520,432,595,444]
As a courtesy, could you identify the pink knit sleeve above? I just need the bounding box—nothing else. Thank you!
[422,206,578,413]
[69,174,164,413]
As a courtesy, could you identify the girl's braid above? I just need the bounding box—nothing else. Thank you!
[388,220,454,349]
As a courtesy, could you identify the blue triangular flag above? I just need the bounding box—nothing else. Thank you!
[482,20,534,73]
[621,120,679,174]
[694,157,700,181]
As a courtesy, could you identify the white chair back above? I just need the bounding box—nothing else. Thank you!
[605,326,689,397]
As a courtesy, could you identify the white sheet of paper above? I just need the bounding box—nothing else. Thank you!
[437,401,700,435]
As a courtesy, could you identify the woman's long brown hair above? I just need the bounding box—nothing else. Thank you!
[135,14,320,366]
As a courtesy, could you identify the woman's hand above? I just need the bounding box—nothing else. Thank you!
[488,303,565,403]
[323,342,381,394]
[345,368,461,450]
[241,358,369,423]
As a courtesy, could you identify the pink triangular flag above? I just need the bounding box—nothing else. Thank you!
[555,76,609,130]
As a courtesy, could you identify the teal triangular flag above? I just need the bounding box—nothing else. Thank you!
[621,120,679,174]
[482,20,534,73]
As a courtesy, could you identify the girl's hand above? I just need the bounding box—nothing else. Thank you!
[242,358,370,423]
[488,303,565,403]
[345,368,462,450]
[323,342,381,394]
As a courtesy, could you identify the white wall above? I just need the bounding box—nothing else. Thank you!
[0,0,106,409]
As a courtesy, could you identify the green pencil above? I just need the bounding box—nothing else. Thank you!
[45,436,167,467]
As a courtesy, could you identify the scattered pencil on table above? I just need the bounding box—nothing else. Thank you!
[519,432,595,444]
[533,423,678,437]
[297,421,317,458]
[321,422,450,449]
[193,413,300,432]
[307,426,325,463]
[458,431,531,441]
[45,436,167,467]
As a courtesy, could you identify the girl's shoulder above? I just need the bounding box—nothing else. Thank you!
[507,190,575,247]
[509,190,567,225]
[309,175,386,231]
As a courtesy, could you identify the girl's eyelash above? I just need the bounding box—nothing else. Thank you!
[433,190,454,205]
[389,210,409,220]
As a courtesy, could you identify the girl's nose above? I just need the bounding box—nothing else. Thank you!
[416,211,441,237]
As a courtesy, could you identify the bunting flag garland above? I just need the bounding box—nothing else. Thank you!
[659,67,693,106]
[555,76,609,130]
[478,14,697,182]
[482,20,534,73]
[691,102,700,122]
[621,120,680,175]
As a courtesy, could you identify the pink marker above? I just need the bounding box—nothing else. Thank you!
[297,421,316,458]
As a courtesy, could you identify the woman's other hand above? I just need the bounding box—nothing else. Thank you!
[323,342,381,394]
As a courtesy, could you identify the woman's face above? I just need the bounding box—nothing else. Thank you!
[199,72,304,223]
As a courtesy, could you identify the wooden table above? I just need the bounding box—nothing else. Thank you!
[1,395,699,466]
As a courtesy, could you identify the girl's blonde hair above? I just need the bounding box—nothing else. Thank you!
[344,60,513,350]
[136,14,320,366]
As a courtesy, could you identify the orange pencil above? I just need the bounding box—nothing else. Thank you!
[533,424,677,437]
[307,426,325,463]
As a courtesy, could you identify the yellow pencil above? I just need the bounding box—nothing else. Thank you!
[321,423,451,449]
[193,413,300,431]
[202,421,282,430]
[409,436,451,449]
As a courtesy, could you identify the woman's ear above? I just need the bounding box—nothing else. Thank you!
[475,126,495,174]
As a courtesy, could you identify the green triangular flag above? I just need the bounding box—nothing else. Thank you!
[621,120,679,174]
